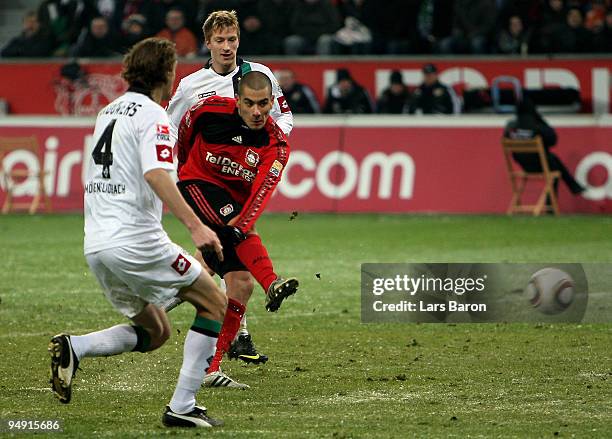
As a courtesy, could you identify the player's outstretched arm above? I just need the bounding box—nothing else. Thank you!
[144,168,223,261]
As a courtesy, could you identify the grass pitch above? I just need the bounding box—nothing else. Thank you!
[0,213,610,438]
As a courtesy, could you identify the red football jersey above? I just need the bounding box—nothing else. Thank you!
[177,96,290,233]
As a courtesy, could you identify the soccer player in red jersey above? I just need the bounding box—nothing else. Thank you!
[165,10,294,367]
[176,71,299,388]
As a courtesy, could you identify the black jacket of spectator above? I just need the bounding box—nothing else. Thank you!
[70,18,121,58]
[376,86,410,114]
[408,80,455,114]
[258,0,296,54]
[1,25,54,58]
[323,78,373,114]
[289,0,341,43]
[284,82,320,114]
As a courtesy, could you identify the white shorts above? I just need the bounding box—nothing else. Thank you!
[86,240,202,318]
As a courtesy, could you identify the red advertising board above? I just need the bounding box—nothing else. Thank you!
[1,117,610,214]
[0,57,611,115]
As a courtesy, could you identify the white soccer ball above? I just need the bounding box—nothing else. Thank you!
[524,268,575,315]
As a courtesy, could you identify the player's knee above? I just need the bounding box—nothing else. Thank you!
[209,287,227,321]
[226,273,254,300]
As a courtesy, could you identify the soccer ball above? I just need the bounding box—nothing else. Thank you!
[524,268,575,315]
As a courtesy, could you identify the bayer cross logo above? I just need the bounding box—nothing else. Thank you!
[245,149,259,167]
[171,254,191,275]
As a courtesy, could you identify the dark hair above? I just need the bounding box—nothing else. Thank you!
[516,96,544,124]
[390,70,403,84]
[238,71,272,95]
[121,38,177,91]
[336,68,352,82]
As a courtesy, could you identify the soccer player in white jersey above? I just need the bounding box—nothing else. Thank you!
[48,38,228,428]
[165,10,295,370]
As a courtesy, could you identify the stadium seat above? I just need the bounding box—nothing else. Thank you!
[0,136,51,214]
[501,136,560,216]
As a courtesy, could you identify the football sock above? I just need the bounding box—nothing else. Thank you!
[237,314,248,337]
[169,315,221,414]
[207,298,245,373]
[235,234,277,292]
[70,324,138,360]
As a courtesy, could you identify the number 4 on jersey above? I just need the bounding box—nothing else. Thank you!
[92,119,116,179]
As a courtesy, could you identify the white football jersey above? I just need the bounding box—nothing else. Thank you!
[167,59,293,143]
[84,91,176,254]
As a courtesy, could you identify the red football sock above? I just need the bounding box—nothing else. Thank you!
[235,234,277,292]
[207,298,245,373]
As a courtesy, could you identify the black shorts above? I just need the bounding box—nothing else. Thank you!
[177,180,245,277]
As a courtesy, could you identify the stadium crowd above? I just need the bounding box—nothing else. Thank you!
[1,0,609,115]
[1,0,611,59]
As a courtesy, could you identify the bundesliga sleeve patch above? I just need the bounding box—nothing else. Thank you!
[278,96,291,113]
[156,144,173,163]
[156,124,170,141]
[269,160,284,177]
[171,254,191,275]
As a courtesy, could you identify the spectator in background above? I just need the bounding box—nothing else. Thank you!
[494,0,538,34]
[323,68,373,114]
[439,0,497,54]
[504,97,586,199]
[592,10,612,52]
[333,16,372,54]
[548,7,595,53]
[284,0,340,55]
[70,16,121,58]
[234,0,272,55]
[537,0,567,53]
[1,10,54,58]
[376,70,411,114]
[362,0,420,54]
[94,0,117,23]
[584,0,607,32]
[408,63,460,114]
[156,9,198,58]
[276,69,320,113]
[332,0,372,54]
[39,0,98,56]
[120,14,148,53]
[497,15,530,54]
[147,0,199,36]
[416,0,454,53]
[258,0,296,54]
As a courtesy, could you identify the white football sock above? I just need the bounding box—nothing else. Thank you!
[70,324,137,360]
[169,329,218,414]
[237,314,249,338]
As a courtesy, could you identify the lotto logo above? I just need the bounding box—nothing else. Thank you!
[156,145,173,163]
[278,96,291,113]
[198,91,216,99]
[172,254,191,275]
